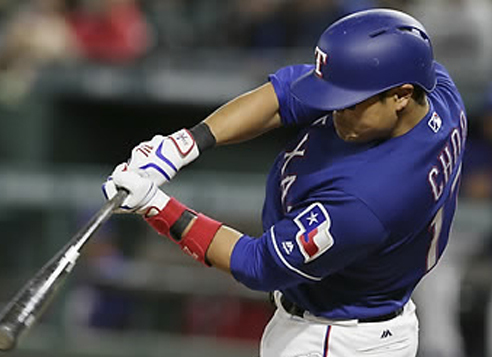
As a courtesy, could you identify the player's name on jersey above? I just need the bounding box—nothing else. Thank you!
[428,111,467,201]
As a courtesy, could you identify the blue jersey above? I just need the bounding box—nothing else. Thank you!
[230,62,467,320]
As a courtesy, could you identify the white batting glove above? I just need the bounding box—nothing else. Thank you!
[128,129,199,186]
[102,163,170,215]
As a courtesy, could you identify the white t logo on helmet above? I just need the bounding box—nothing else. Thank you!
[314,47,328,78]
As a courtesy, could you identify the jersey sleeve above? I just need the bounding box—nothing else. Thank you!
[230,193,389,292]
[269,65,327,126]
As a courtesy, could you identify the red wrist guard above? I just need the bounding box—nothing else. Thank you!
[145,198,187,237]
[145,199,222,266]
[179,213,222,265]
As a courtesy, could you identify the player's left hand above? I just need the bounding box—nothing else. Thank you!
[102,163,170,215]
[127,129,200,187]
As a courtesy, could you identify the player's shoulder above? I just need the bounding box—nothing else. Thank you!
[434,61,454,85]
[431,61,465,111]
[269,64,314,86]
[269,64,328,126]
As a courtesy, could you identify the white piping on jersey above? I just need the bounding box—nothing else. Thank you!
[270,227,323,282]
[311,115,329,126]
[281,133,309,175]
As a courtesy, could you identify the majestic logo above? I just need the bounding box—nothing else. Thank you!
[282,241,295,255]
[314,47,328,78]
[428,112,442,133]
[380,329,393,339]
[294,203,334,263]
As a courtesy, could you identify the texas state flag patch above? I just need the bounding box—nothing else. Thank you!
[294,203,334,263]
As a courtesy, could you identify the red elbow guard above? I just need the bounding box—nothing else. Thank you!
[145,199,222,266]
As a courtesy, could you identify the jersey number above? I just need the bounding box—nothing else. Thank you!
[427,207,443,271]
[426,165,461,272]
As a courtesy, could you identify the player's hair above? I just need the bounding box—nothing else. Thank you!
[412,86,427,105]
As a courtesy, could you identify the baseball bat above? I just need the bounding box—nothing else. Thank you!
[0,189,128,352]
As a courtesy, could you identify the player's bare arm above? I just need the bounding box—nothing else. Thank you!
[103,163,246,273]
[102,82,282,193]
[103,83,282,271]
[203,82,282,145]
[204,226,242,273]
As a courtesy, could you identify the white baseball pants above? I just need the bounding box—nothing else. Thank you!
[260,294,419,357]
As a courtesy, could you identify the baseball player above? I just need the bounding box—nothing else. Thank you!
[103,9,467,357]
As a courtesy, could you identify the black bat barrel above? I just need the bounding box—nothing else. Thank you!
[0,190,127,351]
[0,246,77,351]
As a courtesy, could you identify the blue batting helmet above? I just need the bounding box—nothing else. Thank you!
[291,8,436,111]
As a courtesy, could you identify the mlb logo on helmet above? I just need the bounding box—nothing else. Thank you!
[294,203,334,263]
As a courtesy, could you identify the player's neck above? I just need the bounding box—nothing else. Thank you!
[391,97,430,138]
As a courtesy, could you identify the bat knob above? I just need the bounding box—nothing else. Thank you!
[0,325,16,351]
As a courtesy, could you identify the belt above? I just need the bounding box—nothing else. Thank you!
[279,295,404,323]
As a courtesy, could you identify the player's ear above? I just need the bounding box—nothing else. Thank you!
[392,84,414,111]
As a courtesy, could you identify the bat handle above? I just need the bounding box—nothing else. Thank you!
[71,189,129,252]
[107,189,129,211]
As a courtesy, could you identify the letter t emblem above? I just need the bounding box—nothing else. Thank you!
[314,47,328,78]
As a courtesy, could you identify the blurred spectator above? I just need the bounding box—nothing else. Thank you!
[462,85,492,200]
[459,231,492,357]
[375,0,416,13]
[184,295,272,341]
[228,0,377,49]
[412,0,492,80]
[142,0,195,50]
[67,0,152,64]
[0,0,77,105]
[288,0,377,47]
[457,84,492,356]
[340,0,378,14]
[228,0,289,48]
[65,220,135,331]
[286,0,344,47]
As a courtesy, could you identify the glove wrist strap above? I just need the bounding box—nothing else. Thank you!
[189,122,216,153]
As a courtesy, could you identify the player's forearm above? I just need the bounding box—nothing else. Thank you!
[174,215,242,273]
[203,82,282,145]
[205,226,243,273]
[107,169,285,289]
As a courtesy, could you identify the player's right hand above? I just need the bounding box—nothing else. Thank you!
[127,129,200,186]
[102,163,170,215]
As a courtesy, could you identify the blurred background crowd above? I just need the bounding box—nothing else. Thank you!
[0,0,492,356]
